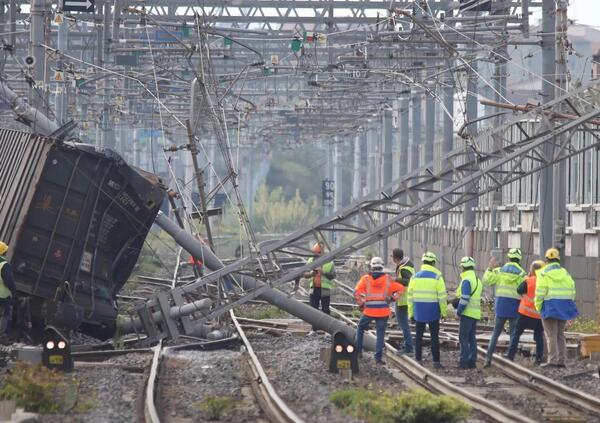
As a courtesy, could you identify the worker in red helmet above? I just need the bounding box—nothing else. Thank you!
[304,242,335,335]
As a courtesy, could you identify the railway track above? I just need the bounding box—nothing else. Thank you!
[443,331,600,418]
[324,299,534,423]
[230,310,304,423]
[142,248,182,423]
[137,248,303,423]
[300,277,600,423]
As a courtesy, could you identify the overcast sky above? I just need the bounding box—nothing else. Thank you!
[564,0,600,27]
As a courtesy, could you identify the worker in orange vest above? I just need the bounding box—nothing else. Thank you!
[354,257,404,364]
[506,260,545,365]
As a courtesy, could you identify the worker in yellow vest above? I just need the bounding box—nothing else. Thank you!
[455,256,482,369]
[0,241,16,335]
[408,251,447,368]
[304,242,335,335]
[391,248,414,355]
[535,248,578,368]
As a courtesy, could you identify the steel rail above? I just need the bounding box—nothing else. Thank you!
[441,331,600,417]
[334,285,593,415]
[143,248,183,423]
[230,310,304,423]
[143,345,162,423]
[319,295,536,423]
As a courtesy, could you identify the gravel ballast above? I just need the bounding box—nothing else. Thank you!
[159,348,266,423]
[251,332,406,423]
[39,353,151,423]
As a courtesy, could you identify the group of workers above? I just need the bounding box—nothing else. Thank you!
[304,241,579,369]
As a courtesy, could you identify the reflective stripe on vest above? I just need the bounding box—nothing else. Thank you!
[410,264,445,304]
[365,275,391,308]
[456,270,482,320]
[396,264,415,306]
[519,275,540,319]
[488,263,526,300]
[0,261,10,299]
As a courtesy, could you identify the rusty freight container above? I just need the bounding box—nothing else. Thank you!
[0,128,165,339]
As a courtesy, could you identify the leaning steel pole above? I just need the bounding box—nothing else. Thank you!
[553,0,569,254]
[30,0,48,115]
[153,211,377,350]
[0,81,58,135]
[539,0,557,254]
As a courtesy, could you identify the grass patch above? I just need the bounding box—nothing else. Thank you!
[0,362,84,414]
[330,388,470,423]
[567,318,600,334]
[193,396,234,420]
[234,305,288,320]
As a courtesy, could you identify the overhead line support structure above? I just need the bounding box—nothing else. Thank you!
[554,0,569,254]
[539,0,557,254]
[134,81,600,340]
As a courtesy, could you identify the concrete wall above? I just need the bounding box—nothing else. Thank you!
[392,204,600,319]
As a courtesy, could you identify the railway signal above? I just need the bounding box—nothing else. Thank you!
[42,326,72,372]
[329,331,359,375]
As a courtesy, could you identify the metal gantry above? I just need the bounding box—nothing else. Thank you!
[0,0,594,340]
[128,80,600,341]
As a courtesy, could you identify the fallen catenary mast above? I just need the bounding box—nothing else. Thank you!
[129,211,376,350]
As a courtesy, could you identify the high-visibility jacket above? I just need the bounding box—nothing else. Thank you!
[534,263,578,320]
[407,264,447,322]
[0,260,11,299]
[518,275,541,319]
[354,273,404,318]
[483,262,526,319]
[456,270,482,320]
[307,257,335,292]
[395,260,415,307]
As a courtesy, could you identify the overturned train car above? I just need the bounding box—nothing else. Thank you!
[0,128,164,339]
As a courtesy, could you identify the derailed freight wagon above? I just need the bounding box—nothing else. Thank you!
[0,128,165,339]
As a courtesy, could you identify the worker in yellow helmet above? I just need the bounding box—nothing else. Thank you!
[535,248,578,368]
[0,242,16,335]
[304,242,335,335]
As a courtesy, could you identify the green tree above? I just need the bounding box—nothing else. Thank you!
[253,185,320,233]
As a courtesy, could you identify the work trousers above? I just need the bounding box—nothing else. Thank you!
[415,320,440,363]
[542,318,567,365]
[309,288,330,331]
[507,315,544,363]
[395,304,413,353]
[458,315,478,368]
[355,315,388,362]
[485,317,517,362]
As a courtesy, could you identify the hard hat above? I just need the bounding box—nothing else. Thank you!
[310,243,322,254]
[460,256,475,268]
[0,241,8,256]
[370,256,385,270]
[507,248,522,261]
[422,251,437,263]
[545,248,560,261]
